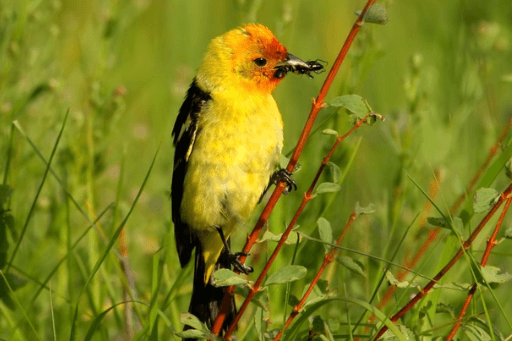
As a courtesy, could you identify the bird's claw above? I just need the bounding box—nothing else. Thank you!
[229,252,253,274]
[270,169,297,194]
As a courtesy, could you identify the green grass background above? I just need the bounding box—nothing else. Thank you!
[1,0,512,340]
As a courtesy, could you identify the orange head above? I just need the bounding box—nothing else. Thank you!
[197,24,311,94]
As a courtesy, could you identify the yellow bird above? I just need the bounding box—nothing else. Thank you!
[171,23,322,335]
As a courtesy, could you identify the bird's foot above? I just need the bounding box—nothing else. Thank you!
[228,252,253,275]
[270,169,297,194]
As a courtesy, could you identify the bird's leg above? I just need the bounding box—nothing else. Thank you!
[215,227,253,275]
[269,168,297,195]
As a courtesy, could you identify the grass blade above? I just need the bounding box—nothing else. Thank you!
[7,110,69,272]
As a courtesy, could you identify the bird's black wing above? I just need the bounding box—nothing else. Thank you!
[171,78,211,268]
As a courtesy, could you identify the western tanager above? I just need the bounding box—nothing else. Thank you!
[171,23,322,335]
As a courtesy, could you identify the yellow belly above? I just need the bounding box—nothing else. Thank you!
[181,91,283,281]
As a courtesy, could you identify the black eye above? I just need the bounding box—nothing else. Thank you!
[253,57,267,67]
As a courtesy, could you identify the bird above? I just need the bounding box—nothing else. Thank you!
[171,23,322,337]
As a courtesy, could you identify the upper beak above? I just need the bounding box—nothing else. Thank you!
[275,53,309,68]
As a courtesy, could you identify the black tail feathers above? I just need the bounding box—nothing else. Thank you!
[184,242,235,340]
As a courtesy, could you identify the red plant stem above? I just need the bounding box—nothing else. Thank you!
[273,212,358,341]
[373,183,512,341]
[285,0,377,173]
[211,0,377,336]
[445,196,512,341]
[222,115,375,340]
[480,197,511,266]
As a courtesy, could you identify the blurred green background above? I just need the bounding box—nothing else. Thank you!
[2,0,512,340]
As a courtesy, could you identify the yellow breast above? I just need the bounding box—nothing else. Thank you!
[180,86,283,231]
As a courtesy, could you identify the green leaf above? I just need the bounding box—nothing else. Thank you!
[385,271,410,288]
[0,273,27,310]
[317,217,333,252]
[473,188,500,213]
[322,129,338,136]
[505,157,512,180]
[314,182,341,195]
[329,94,371,119]
[3,213,15,240]
[355,202,376,215]
[315,279,329,294]
[212,269,248,287]
[452,217,465,238]
[349,114,360,125]
[265,265,307,286]
[4,273,26,291]
[504,227,512,239]
[257,229,301,245]
[264,329,280,339]
[288,293,300,307]
[380,325,415,340]
[327,162,342,183]
[310,315,334,341]
[177,313,221,340]
[338,256,367,278]
[311,315,325,334]
[180,313,203,331]
[427,217,447,227]
[255,307,264,341]
[434,282,472,291]
[355,3,389,25]
[480,265,512,284]
[468,317,504,340]
[436,302,455,315]
[464,324,492,341]
[174,330,208,338]
[427,217,465,238]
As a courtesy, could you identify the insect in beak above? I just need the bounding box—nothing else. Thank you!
[274,53,326,79]
[276,53,310,69]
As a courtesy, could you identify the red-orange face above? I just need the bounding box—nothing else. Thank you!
[224,24,290,93]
